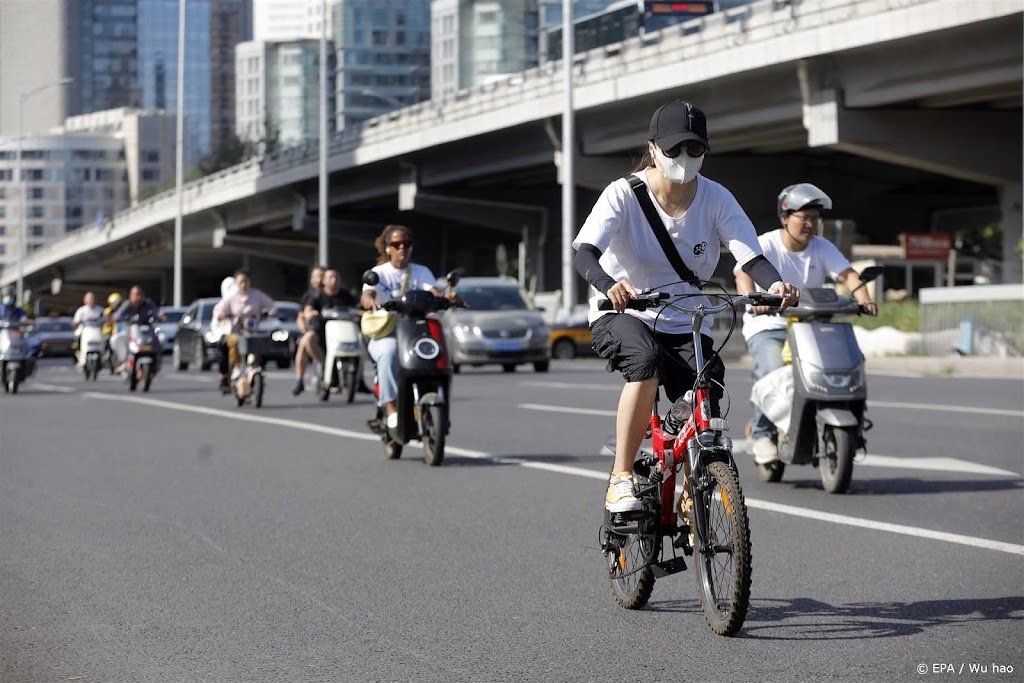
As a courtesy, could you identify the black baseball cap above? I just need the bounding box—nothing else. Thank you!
[648,100,710,151]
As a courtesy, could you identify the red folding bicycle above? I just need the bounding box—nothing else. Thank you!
[599,289,789,636]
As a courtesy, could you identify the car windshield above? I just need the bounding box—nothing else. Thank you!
[161,310,185,323]
[275,304,300,323]
[35,320,73,333]
[454,286,531,311]
[199,304,215,323]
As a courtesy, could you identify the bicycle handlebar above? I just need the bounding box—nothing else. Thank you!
[597,290,795,313]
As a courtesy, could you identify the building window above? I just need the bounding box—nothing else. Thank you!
[0,225,5,235]
[0,188,4,199]
[0,208,5,218]
[142,169,160,181]
[29,187,44,199]
[143,150,160,162]
[0,245,5,256]
[30,225,44,237]
[479,10,497,22]
[23,169,43,181]
[28,206,44,218]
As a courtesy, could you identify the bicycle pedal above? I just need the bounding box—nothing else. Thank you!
[652,557,687,577]
[674,527,694,556]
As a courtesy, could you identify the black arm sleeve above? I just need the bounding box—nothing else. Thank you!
[741,255,783,291]
[573,244,616,296]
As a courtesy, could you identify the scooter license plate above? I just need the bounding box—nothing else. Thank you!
[137,357,154,365]
[6,362,20,370]
[488,339,523,352]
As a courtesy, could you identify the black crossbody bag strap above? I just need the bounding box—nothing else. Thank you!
[624,174,701,289]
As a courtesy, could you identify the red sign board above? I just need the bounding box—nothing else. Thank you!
[901,232,952,260]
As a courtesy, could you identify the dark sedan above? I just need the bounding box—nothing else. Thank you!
[173,297,295,371]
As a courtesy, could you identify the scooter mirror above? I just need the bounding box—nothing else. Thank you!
[445,268,464,288]
[362,270,380,286]
[858,265,885,283]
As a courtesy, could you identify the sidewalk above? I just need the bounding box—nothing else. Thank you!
[727,354,1024,379]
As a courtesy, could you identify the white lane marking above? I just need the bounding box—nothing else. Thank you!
[32,382,77,394]
[76,390,1023,556]
[519,403,615,417]
[521,386,1023,418]
[868,400,1022,418]
[859,454,1019,478]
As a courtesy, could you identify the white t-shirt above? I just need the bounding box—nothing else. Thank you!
[572,170,762,335]
[73,305,105,325]
[735,229,852,340]
[362,262,437,303]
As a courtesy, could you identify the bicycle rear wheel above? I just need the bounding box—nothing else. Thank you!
[693,460,751,636]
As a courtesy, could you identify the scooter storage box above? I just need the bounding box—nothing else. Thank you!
[240,334,275,358]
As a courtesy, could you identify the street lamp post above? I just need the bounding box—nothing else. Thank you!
[173,0,186,307]
[318,0,329,267]
[15,77,73,308]
[560,0,575,321]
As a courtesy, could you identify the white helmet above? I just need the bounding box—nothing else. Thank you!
[221,276,238,299]
[777,183,833,217]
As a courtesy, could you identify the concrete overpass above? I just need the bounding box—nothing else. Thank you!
[4,0,1020,308]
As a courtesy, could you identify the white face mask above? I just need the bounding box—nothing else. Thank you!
[653,145,704,184]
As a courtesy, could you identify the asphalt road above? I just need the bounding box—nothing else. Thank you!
[2,358,1022,683]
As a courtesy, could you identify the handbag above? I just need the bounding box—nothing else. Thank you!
[360,268,410,339]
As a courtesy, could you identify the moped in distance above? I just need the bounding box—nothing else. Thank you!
[361,269,463,466]
[78,319,105,381]
[230,314,274,408]
[752,265,884,493]
[0,321,35,394]
[317,306,364,404]
[121,315,161,392]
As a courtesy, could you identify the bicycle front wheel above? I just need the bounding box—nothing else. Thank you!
[693,460,751,636]
[607,523,656,610]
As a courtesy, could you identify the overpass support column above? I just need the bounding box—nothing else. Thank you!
[999,183,1022,284]
[801,69,1023,284]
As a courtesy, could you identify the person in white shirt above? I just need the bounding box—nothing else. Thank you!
[734,183,877,465]
[72,291,105,366]
[360,225,457,435]
[573,100,799,514]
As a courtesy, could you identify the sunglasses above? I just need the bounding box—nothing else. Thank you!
[661,140,707,159]
[388,240,412,249]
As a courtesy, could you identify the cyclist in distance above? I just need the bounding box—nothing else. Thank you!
[734,183,878,466]
[572,100,799,514]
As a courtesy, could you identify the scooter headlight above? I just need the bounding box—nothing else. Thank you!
[0,337,9,352]
[204,331,220,344]
[156,330,167,344]
[129,341,140,354]
[802,367,863,394]
[271,330,289,342]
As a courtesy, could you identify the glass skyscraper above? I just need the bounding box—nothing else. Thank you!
[66,0,251,168]
[333,0,431,130]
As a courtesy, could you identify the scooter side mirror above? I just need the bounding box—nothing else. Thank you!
[445,268,464,288]
[362,270,380,286]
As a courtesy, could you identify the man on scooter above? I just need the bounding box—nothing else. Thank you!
[734,183,877,466]
[111,286,165,370]
[213,270,276,384]
[0,287,28,323]
[292,267,356,395]
[360,225,459,437]
[72,291,105,367]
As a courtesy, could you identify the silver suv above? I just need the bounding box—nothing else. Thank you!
[443,276,551,373]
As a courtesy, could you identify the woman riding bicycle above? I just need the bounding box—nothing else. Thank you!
[571,100,799,514]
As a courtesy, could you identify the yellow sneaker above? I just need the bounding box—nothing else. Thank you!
[605,472,642,513]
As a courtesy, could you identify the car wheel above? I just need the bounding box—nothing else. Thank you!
[552,338,576,360]
[277,359,291,370]
[173,343,189,371]
[533,361,550,373]
[502,363,517,373]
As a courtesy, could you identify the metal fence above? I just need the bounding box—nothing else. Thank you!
[919,285,1023,357]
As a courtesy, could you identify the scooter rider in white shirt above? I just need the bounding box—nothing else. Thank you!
[734,183,877,466]
[72,291,105,366]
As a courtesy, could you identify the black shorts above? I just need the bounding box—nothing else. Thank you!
[590,312,725,411]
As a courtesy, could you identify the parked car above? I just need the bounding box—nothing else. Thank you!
[31,317,76,358]
[444,276,550,373]
[155,306,186,354]
[549,318,594,359]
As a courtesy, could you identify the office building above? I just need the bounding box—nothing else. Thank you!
[236,40,332,148]
[333,0,431,130]
[0,0,73,137]
[430,0,541,101]
[0,107,175,268]
[253,0,332,41]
